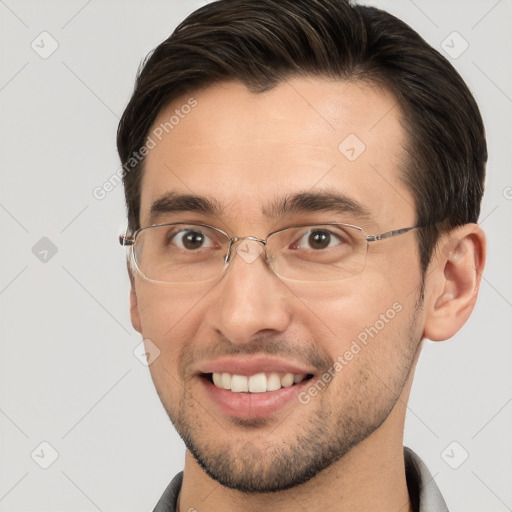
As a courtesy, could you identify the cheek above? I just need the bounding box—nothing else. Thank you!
[306,291,420,406]
[298,275,419,364]
[135,283,211,414]
[135,281,208,348]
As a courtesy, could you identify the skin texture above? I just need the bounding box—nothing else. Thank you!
[128,78,485,512]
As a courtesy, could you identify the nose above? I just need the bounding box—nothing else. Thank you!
[207,239,292,344]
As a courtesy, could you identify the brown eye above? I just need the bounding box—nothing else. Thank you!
[171,229,211,250]
[293,229,342,250]
[182,231,205,250]
[307,230,331,250]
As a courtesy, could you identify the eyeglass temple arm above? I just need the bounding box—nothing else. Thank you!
[119,235,135,246]
[366,226,417,243]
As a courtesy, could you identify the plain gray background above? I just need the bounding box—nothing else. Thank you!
[1,1,511,511]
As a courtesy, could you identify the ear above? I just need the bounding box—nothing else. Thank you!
[130,284,142,333]
[125,258,142,333]
[423,224,486,341]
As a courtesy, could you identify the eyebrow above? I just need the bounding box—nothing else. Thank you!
[263,191,373,222]
[148,192,222,224]
[147,190,372,225]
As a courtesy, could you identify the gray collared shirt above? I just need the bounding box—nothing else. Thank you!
[153,447,448,512]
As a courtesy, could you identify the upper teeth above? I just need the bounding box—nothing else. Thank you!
[212,372,306,393]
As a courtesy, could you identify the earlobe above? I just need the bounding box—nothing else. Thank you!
[423,224,486,342]
[130,286,142,333]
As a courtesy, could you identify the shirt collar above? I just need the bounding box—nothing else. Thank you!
[405,447,449,512]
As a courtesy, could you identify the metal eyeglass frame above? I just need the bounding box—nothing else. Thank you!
[119,222,419,282]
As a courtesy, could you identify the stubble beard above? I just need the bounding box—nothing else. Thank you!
[161,302,423,493]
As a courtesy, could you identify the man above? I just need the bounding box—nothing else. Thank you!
[117,0,487,510]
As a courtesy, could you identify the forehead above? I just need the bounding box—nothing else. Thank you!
[140,77,414,230]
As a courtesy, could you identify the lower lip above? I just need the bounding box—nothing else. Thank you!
[200,377,310,419]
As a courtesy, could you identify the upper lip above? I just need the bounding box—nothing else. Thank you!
[197,356,316,376]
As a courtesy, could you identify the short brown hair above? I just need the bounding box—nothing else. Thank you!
[117,0,487,272]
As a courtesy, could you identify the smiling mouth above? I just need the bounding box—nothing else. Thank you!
[204,372,314,393]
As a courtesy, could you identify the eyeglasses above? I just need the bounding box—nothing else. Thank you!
[119,222,419,284]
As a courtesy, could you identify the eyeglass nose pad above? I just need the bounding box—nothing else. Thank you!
[235,239,264,264]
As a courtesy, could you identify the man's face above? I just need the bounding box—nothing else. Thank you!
[131,78,427,492]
